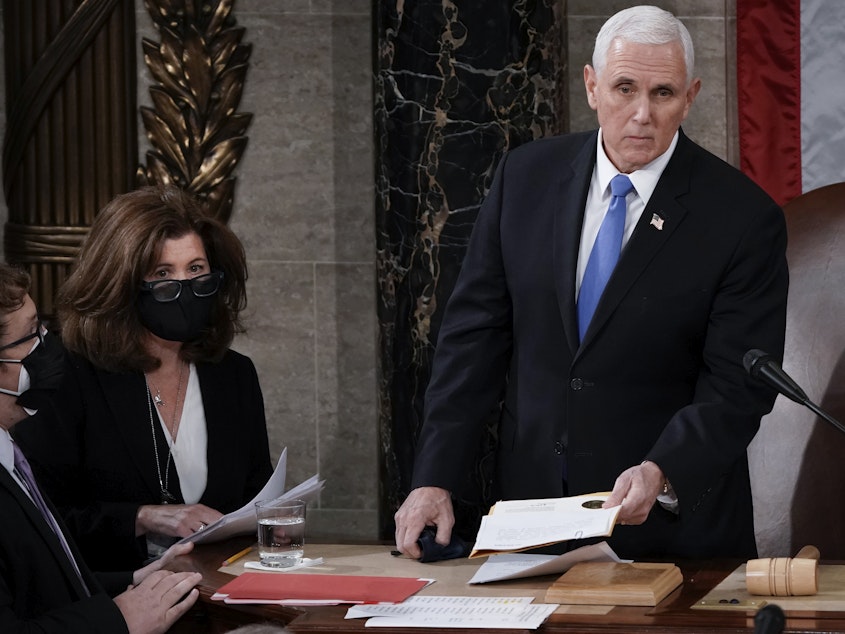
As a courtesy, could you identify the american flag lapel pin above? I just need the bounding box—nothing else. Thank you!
[650,213,665,231]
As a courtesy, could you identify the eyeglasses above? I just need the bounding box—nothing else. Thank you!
[0,320,45,362]
[139,271,224,303]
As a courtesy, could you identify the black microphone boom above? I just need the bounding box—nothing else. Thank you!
[744,349,845,436]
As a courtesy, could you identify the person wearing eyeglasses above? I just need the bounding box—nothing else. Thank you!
[1,262,203,633]
[14,185,273,571]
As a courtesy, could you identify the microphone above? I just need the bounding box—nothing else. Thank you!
[744,349,845,436]
[753,603,785,634]
[743,349,808,404]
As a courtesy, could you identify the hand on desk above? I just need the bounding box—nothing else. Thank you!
[603,460,665,525]
[394,486,454,559]
[133,541,194,586]
[114,568,201,634]
[136,503,223,538]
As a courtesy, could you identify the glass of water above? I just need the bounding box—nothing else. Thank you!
[255,498,306,568]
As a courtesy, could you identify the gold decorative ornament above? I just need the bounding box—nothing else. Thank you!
[136,0,252,222]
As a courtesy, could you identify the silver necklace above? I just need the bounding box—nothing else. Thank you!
[145,362,186,505]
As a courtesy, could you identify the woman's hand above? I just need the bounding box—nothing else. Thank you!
[136,503,223,538]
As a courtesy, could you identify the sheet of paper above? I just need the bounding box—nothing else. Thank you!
[468,541,627,584]
[178,448,325,545]
[470,493,621,557]
[345,596,558,629]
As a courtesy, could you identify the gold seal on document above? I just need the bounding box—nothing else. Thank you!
[581,499,605,509]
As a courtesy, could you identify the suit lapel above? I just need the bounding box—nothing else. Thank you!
[0,466,90,598]
[196,360,229,505]
[578,132,695,349]
[97,369,174,502]
[555,132,599,354]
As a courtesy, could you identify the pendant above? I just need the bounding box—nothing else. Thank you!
[160,488,178,504]
[153,391,164,407]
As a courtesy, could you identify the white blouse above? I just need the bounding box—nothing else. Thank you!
[155,363,207,504]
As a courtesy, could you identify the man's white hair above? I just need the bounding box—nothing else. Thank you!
[592,5,695,85]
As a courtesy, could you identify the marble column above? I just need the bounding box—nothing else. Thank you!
[374,0,565,539]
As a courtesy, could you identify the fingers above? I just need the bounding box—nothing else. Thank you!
[141,504,223,538]
[605,463,663,525]
[167,588,200,624]
[394,487,454,558]
[165,540,195,559]
[116,570,202,633]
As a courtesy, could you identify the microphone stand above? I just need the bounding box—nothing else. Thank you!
[800,398,845,437]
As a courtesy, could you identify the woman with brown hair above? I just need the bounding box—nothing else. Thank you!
[15,186,273,571]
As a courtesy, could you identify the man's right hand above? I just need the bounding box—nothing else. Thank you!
[394,486,454,559]
[114,569,201,634]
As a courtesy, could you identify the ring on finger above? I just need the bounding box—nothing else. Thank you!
[197,522,207,532]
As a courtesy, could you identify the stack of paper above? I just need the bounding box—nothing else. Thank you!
[469,541,627,584]
[178,448,325,545]
[470,493,621,557]
[345,596,559,629]
[212,572,432,605]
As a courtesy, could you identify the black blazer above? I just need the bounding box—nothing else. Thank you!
[14,349,273,570]
[0,467,130,632]
[412,130,789,559]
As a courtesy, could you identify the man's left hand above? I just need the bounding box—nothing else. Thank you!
[603,460,665,525]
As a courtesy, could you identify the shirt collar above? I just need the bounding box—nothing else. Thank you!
[595,128,679,206]
[0,428,15,475]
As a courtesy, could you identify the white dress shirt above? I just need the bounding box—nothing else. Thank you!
[576,129,680,298]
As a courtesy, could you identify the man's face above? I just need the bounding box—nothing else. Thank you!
[0,294,38,430]
[584,38,701,174]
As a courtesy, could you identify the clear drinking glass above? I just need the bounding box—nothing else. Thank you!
[255,498,306,568]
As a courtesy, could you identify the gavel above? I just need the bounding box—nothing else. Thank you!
[746,545,820,596]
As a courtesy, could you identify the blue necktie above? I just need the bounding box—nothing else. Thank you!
[13,442,90,596]
[577,174,634,341]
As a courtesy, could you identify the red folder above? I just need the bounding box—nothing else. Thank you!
[213,572,430,605]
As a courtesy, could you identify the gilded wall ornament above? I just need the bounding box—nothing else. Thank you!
[137,0,252,222]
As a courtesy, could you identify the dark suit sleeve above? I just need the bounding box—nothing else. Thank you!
[237,354,273,500]
[0,587,128,634]
[0,479,129,633]
[411,153,515,491]
[14,356,148,570]
[646,194,788,519]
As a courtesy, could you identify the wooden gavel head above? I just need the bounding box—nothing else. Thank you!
[746,545,820,596]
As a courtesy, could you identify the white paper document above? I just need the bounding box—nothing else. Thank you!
[468,541,627,584]
[470,493,621,556]
[345,596,559,629]
[177,448,325,545]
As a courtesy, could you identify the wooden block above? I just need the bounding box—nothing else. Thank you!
[544,562,683,606]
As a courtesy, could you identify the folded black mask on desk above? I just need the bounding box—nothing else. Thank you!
[417,526,471,563]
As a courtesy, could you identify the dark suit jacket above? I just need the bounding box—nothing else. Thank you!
[14,349,273,570]
[0,467,130,632]
[412,130,789,559]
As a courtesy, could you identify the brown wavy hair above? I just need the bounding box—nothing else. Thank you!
[58,186,248,372]
[0,264,31,340]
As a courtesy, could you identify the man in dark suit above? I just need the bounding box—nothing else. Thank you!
[0,263,201,633]
[395,5,788,560]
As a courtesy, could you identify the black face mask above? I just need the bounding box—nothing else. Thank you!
[16,331,67,411]
[137,289,215,342]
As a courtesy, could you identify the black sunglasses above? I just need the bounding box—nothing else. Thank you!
[139,271,224,303]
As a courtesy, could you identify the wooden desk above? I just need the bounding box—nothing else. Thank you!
[171,538,845,633]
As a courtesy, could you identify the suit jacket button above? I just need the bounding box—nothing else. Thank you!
[570,378,584,390]
[554,441,564,455]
